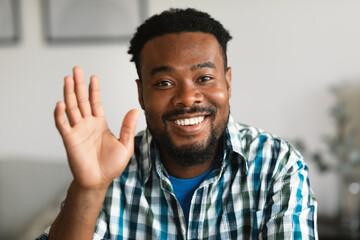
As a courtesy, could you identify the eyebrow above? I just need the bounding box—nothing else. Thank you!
[150,66,175,75]
[190,61,216,71]
[150,61,216,75]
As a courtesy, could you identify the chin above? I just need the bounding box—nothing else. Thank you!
[152,128,221,167]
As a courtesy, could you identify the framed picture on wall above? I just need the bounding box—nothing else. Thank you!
[0,0,21,44]
[42,0,147,43]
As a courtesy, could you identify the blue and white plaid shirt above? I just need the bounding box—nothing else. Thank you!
[39,114,318,239]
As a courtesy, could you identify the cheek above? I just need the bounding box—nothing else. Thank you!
[143,105,162,132]
[144,102,161,121]
[143,91,169,127]
[206,86,230,108]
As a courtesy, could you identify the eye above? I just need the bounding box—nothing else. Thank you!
[198,76,213,82]
[155,80,174,88]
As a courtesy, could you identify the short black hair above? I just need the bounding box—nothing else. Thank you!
[128,8,232,78]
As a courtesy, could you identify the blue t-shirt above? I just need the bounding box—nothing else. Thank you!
[169,143,222,223]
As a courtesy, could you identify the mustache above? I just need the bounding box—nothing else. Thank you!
[162,106,216,122]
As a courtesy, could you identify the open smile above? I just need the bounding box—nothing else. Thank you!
[167,114,211,136]
[173,116,205,126]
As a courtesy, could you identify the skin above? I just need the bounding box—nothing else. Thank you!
[49,32,231,238]
[49,68,139,239]
[137,32,232,178]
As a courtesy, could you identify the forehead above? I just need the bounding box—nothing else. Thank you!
[139,32,224,77]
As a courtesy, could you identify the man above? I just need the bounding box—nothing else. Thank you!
[39,8,317,239]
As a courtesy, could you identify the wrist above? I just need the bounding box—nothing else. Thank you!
[69,181,108,200]
[49,181,108,240]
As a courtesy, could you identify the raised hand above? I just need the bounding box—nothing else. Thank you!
[54,66,139,190]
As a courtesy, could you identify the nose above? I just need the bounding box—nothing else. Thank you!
[172,82,203,107]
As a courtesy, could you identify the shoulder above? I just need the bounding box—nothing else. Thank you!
[232,122,304,179]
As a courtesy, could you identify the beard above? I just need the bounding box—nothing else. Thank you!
[146,106,228,167]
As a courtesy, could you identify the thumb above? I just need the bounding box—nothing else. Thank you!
[118,109,140,151]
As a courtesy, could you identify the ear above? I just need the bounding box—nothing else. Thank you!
[225,67,232,99]
[136,79,145,110]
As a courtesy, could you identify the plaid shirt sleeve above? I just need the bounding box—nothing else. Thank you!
[263,150,316,239]
[242,127,317,240]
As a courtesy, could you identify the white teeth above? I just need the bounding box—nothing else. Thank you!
[174,116,205,126]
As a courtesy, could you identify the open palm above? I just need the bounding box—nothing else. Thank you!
[54,67,139,190]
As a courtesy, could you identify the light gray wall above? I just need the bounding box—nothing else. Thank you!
[1,0,360,236]
[0,160,72,239]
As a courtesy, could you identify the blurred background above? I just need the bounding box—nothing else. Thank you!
[0,0,359,239]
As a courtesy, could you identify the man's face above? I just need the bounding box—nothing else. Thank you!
[137,32,232,166]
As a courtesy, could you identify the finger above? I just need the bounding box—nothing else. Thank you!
[73,66,92,117]
[64,75,82,126]
[89,75,105,117]
[54,101,71,135]
[118,109,140,151]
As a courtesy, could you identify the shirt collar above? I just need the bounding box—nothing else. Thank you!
[224,114,246,158]
[140,114,248,183]
[223,114,248,173]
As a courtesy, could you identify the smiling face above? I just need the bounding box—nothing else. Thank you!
[137,32,232,169]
